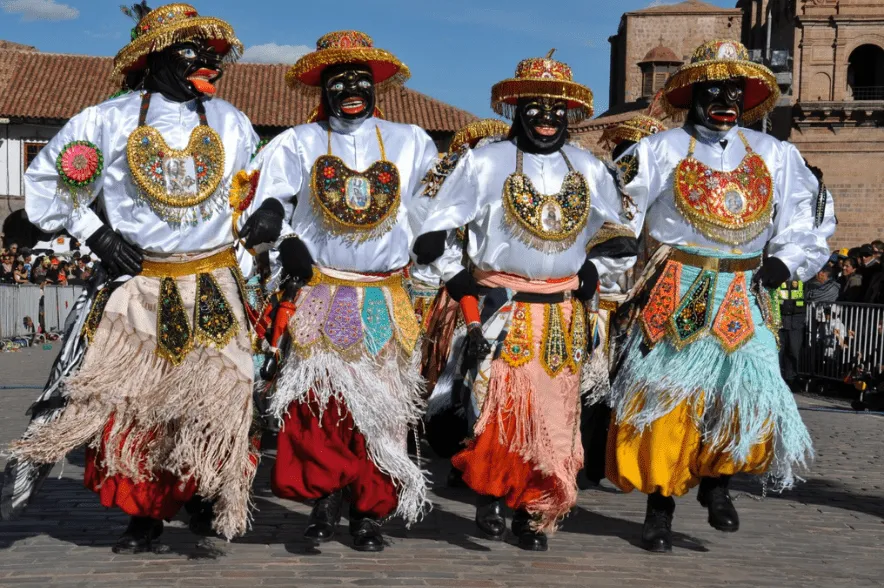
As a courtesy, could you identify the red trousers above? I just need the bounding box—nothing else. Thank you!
[272,394,398,518]
[83,420,197,520]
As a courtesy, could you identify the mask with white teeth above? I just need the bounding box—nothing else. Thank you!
[689,79,745,132]
[509,97,569,155]
[321,63,376,123]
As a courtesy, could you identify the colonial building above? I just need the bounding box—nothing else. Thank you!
[575,0,883,249]
[0,44,477,245]
[739,0,884,248]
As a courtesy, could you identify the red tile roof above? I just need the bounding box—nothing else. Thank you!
[0,48,477,132]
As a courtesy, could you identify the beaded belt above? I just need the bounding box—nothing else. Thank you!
[669,248,761,273]
[140,248,238,278]
[307,269,405,288]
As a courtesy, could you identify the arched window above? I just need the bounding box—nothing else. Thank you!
[847,44,884,100]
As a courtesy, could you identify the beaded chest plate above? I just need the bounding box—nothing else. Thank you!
[673,132,773,246]
[503,149,590,252]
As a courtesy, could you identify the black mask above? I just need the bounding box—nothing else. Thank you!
[321,63,376,122]
[612,140,637,161]
[509,97,569,155]
[143,40,223,103]
[688,79,745,132]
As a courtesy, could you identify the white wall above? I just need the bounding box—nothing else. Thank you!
[0,121,61,198]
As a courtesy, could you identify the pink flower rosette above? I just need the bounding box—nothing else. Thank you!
[56,141,104,188]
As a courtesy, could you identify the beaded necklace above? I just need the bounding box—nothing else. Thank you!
[673,130,773,245]
[310,125,401,241]
[502,148,591,253]
[127,92,226,226]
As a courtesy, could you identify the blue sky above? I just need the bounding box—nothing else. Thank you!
[0,0,737,118]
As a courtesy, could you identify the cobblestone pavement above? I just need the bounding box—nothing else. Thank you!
[0,349,882,587]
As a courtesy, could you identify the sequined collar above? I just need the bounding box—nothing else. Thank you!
[126,92,226,227]
[309,126,401,241]
[502,147,591,253]
[673,130,774,245]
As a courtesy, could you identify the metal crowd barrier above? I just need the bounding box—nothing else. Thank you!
[799,301,884,381]
[0,284,84,339]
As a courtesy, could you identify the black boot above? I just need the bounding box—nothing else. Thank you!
[641,492,675,553]
[698,476,739,532]
[511,509,548,551]
[112,516,164,554]
[348,507,384,552]
[304,490,344,543]
[184,496,215,536]
[446,466,465,488]
[475,494,506,540]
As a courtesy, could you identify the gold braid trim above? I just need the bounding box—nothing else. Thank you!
[449,119,511,152]
[585,222,636,253]
[112,18,243,82]
[141,248,237,278]
[491,79,594,122]
[285,48,410,96]
[663,60,780,124]
[306,270,405,289]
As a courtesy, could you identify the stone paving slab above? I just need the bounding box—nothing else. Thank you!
[0,350,882,587]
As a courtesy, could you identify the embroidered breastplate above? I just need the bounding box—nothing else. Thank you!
[310,126,401,241]
[127,93,226,227]
[502,148,591,253]
[673,131,773,246]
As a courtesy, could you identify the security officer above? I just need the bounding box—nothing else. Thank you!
[779,279,806,390]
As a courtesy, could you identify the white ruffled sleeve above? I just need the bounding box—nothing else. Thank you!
[247,129,304,239]
[24,106,106,241]
[767,142,836,282]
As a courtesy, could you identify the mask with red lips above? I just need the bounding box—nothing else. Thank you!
[509,97,569,155]
[689,79,745,132]
[143,39,223,103]
[321,63,376,123]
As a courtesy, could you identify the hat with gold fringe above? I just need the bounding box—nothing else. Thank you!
[286,31,410,97]
[449,119,510,153]
[663,39,779,124]
[599,115,667,150]
[491,50,593,124]
[113,3,243,83]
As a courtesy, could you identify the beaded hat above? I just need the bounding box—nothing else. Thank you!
[286,31,410,97]
[491,51,594,123]
[663,39,779,124]
[599,115,667,150]
[113,3,242,83]
[449,119,511,153]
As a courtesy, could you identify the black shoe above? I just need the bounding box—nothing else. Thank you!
[698,476,739,532]
[185,497,215,536]
[349,508,384,552]
[447,466,465,488]
[112,517,164,554]
[511,509,548,551]
[641,493,674,553]
[304,490,344,543]
[475,495,506,540]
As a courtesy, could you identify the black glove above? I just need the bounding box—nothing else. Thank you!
[465,325,491,361]
[413,230,446,265]
[574,258,599,301]
[444,269,479,302]
[240,199,285,249]
[85,225,143,278]
[278,235,314,282]
[753,257,791,289]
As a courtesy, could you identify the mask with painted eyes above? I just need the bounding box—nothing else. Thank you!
[143,39,224,102]
[509,97,569,154]
[689,79,745,132]
[321,63,376,122]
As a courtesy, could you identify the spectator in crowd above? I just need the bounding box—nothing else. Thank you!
[8,242,18,258]
[0,251,15,283]
[13,260,30,284]
[30,256,48,284]
[839,257,864,302]
[21,249,33,280]
[44,258,61,284]
[858,244,881,285]
[873,240,884,261]
[806,265,840,304]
